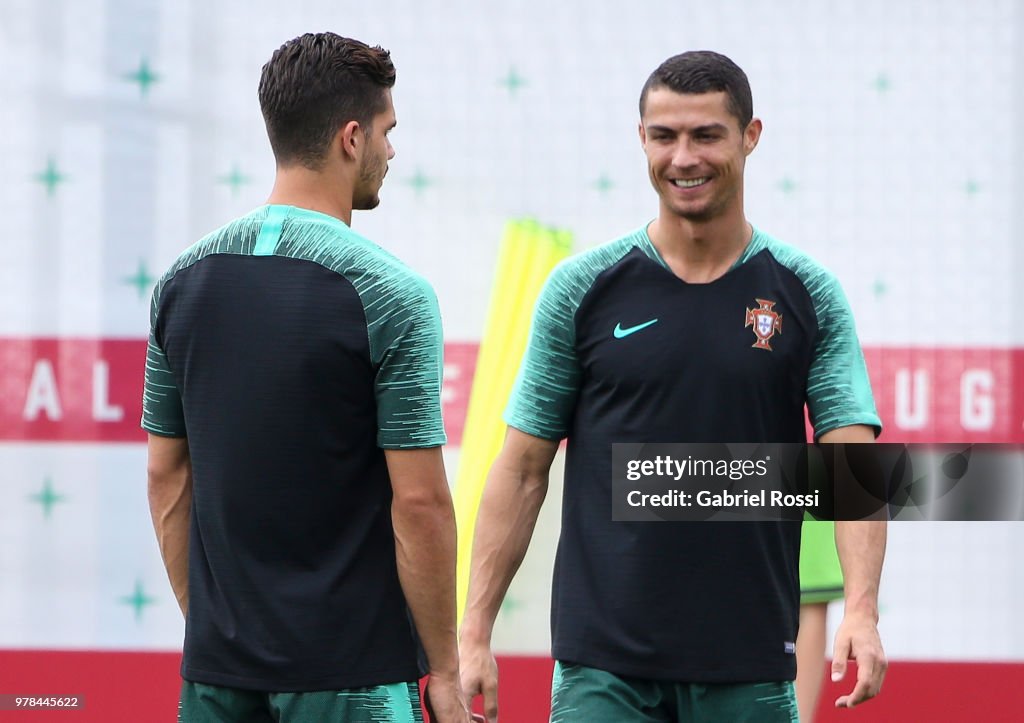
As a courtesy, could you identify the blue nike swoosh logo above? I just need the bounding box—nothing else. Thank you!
[613,319,659,338]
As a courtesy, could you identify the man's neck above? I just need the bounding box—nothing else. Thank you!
[648,207,752,284]
[266,167,354,226]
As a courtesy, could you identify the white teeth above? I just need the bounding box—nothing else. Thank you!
[673,177,709,188]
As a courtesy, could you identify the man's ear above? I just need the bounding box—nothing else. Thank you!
[337,120,362,161]
[743,117,763,156]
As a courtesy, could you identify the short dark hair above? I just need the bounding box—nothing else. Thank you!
[639,51,753,129]
[258,32,396,169]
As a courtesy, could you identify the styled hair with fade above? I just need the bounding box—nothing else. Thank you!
[258,32,396,169]
[639,50,753,129]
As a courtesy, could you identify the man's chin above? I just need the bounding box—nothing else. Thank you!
[671,204,715,223]
[353,195,381,211]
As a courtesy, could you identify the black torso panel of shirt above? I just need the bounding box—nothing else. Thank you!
[155,254,421,690]
[552,247,818,682]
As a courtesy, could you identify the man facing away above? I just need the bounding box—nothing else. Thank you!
[144,32,476,723]
[459,51,888,722]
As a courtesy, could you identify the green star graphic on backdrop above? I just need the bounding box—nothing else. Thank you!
[123,259,155,300]
[34,157,67,197]
[592,174,614,193]
[777,177,797,194]
[965,180,981,196]
[499,67,527,96]
[119,580,157,623]
[29,477,65,519]
[872,278,887,298]
[405,169,433,195]
[124,58,160,98]
[218,164,251,196]
[873,73,891,93]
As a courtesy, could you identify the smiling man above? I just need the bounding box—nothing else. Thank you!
[459,51,887,722]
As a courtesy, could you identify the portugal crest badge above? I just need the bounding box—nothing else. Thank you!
[744,298,782,351]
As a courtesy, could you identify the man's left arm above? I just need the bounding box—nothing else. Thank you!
[147,434,192,618]
[818,424,887,709]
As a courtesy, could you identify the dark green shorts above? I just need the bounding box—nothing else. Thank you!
[179,680,423,723]
[549,662,797,723]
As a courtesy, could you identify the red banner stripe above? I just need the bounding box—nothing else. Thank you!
[0,651,1019,722]
[1,339,1022,444]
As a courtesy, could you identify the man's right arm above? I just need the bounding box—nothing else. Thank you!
[459,428,559,723]
[385,446,475,723]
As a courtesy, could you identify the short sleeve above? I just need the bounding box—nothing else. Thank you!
[371,277,447,449]
[141,289,186,437]
[806,274,882,439]
[504,263,584,440]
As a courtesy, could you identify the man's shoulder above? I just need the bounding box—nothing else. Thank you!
[158,209,266,288]
[751,228,839,291]
[313,229,439,321]
[336,235,436,304]
[266,211,437,301]
[548,227,650,293]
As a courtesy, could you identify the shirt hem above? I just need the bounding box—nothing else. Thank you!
[504,418,565,443]
[552,645,795,683]
[181,663,422,692]
[813,415,882,441]
[378,435,448,450]
[140,422,186,438]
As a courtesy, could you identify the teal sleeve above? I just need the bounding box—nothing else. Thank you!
[504,262,585,440]
[141,286,186,437]
[367,274,447,449]
[805,273,882,439]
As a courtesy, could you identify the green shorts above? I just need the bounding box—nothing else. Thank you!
[179,680,423,723]
[800,519,844,604]
[549,662,797,723]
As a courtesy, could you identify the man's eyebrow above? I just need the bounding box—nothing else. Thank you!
[645,122,729,135]
[690,123,729,134]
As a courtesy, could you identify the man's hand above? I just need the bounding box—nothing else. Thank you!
[831,611,887,708]
[424,673,483,723]
[459,637,499,723]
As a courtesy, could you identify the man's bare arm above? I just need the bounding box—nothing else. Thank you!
[820,424,887,708]
[459,428,559,722]
[147,434,192,617]
[386,446,475,723]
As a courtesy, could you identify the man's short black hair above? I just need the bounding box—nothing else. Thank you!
[258,32,396,169]
[639,50,753,129]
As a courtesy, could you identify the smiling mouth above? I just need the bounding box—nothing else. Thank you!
[672,177,710,188]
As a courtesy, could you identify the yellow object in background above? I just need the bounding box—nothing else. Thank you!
[454,219,572,624]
